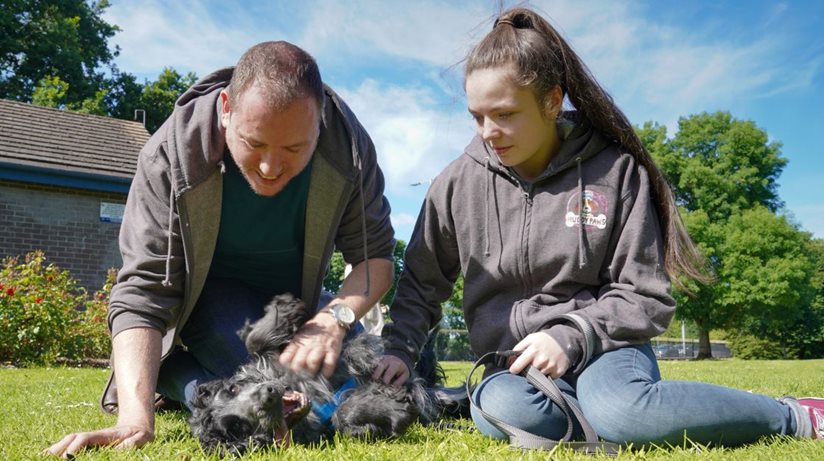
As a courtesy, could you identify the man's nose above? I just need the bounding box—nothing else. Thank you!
[258,153,283,176]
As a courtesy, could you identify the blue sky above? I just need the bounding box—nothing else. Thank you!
[102,0,824,244]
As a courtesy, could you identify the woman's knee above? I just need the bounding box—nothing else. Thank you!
[575,346,662,442]
[470,371,572,441]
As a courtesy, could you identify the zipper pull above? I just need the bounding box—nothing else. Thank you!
[522,186,533,204]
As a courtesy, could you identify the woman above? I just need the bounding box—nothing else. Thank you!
[374,7,821,447]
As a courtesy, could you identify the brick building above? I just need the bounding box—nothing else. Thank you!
[0,99,150,292]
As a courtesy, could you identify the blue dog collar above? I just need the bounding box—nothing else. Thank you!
[311,377,358,429]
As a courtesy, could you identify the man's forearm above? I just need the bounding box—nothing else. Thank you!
[333,258,393,319]
[111,327,162,430]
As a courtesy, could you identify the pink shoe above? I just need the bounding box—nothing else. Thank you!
[797,397,824,439]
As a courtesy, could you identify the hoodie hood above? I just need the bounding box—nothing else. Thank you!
[464,112,612,181]
[167,68,231,193]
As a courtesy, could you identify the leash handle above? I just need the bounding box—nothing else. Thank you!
[466,351,621,455]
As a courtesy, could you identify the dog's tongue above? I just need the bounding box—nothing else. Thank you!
[283,390,310,425]
[274,416,292,448]
[273,391,309,447]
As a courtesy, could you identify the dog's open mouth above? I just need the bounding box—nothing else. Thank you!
[273,390,310,447]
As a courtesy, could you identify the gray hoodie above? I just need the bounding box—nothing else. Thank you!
[101,68,394,411]
[383,115,674,375]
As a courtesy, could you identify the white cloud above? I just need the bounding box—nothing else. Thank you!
[391,212,419,229]
[300,0,487,68]
[529,0,818,130]
[337,79,473,197]
[103,1,271,80]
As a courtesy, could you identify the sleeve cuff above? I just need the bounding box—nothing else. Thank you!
[546,324,585,374]
[384,348,415,377]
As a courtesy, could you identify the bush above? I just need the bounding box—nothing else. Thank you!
[69,268,115,362]
[726,332,792,360]
[0,251,112,365]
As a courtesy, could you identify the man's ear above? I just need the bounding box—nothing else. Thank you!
[219,90,232,128]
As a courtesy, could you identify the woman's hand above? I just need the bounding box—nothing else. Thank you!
[373,355,410,387]
[509,331,571,378]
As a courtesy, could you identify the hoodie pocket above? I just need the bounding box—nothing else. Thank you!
[510,291,597,341]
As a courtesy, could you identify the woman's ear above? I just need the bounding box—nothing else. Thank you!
[544,85,564,119]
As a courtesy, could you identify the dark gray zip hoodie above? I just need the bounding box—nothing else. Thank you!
[384,114,675,375]
[101,68,395,412]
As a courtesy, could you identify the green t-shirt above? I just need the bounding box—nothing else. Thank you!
[207,153,312,295]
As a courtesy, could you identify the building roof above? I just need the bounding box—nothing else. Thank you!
[0,98,151,192]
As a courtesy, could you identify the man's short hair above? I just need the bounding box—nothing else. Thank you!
[227,41,323,111]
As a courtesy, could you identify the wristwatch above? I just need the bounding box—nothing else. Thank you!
[325,303,356,331]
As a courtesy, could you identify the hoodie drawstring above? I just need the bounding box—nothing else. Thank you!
[483,156,504,270]
[161,175,177,287]
[576,156,588,269]
[343,114,371,297]
[356,156,371,297]
[484,157,492,258]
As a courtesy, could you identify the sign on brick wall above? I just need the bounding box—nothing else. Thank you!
[99,201,125,223]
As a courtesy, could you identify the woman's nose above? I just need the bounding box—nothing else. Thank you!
[481,118,500,141]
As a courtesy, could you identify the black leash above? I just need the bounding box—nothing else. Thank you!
[467,350,622,455]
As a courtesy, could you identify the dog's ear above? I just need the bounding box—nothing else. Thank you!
[244,292,312,356]
[237,318,253,344]
[190,380,222,409]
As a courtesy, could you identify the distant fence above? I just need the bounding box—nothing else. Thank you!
[651,339,731,359]
[433,329,732,361]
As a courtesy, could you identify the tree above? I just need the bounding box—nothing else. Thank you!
[1,0,119,106]
[31,74,107,115]
[380,239,406,306]
[435,273,473,360]
[104,71,145,122]
[322,251,346,295]
[139,67,198,133]
[638,112,792,358]
[321,239,407,307]
[716,207,816,358]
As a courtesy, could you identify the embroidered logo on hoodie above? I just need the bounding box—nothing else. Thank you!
[565,190,608,229]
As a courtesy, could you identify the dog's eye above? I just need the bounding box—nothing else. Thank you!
[228,384,240,395]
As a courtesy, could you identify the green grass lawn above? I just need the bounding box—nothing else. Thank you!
[3,359,823,460]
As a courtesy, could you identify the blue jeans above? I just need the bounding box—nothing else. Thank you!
[471,343,797,447]
[156,279,359,407]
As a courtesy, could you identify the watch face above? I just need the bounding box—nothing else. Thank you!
[334,304,356,324]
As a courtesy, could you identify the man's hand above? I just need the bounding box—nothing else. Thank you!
[373,355,410,387]
[45,327,161,458]
[279,311,347,378]
[45,425,154,458]
[509,331,571,378]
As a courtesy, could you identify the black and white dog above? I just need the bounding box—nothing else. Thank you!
[188,293,437,454]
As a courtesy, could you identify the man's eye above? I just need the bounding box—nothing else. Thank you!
[240,136,262,149]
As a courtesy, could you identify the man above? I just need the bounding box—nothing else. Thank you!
[47,41,395,457]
